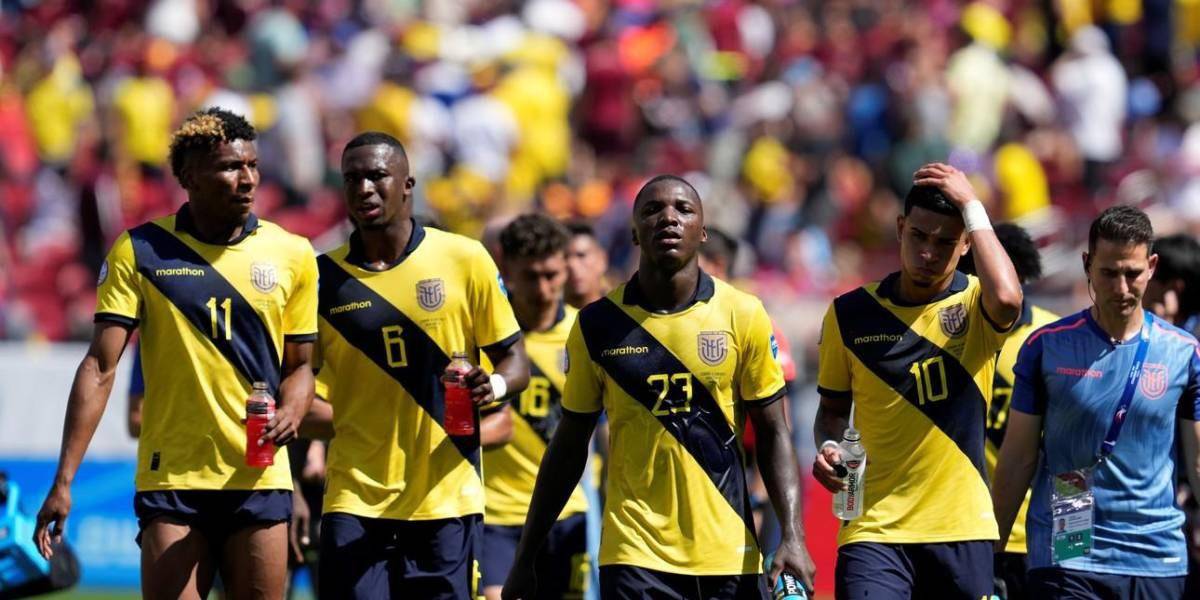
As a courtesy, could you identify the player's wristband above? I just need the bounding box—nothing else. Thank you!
[962,199,993,233]
[490,373,508,400]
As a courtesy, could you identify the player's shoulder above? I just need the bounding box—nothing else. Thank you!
[1023,309,1091,349]
[1149,314,1200,349]
[253,219,314,252]
[422,226,489,261]
[576,285,624,327]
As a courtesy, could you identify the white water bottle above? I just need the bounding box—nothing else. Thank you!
[833,427,866,520]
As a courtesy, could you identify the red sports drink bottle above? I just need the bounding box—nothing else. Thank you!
[443,352,475,436]
[245,381,276,467]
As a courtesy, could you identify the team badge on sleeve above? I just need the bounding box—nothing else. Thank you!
[497,273,509,296]
[698,331,729,366]
[250,262,278,293]
[1140,363,1168,400]
[770,333,780,360]
[560,349,569,374]
[97,260,109,285]
[417,278,445,311]
[938,303,968,338]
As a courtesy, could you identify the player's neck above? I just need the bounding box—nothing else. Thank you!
[1090,304,1145,343]
[896,271,952,305]
[358,218,413,269]
[636,261,700,313]
[188,208,246,244]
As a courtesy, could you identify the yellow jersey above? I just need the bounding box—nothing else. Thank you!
[95,204,318,492]
[985,303,1059,554]
[482,303,589,526]
[818,271,1012,545]
[562,272,785,576]
[317,223,521,521]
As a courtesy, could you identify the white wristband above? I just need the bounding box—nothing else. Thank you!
[962,200,993,233]
[489,373,508,400]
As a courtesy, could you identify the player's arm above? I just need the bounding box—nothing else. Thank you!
[480,405,514,448]
[748,397,817,591]
[463,339,531,407]
[261,340,315,446]
[34,321,133,559]
[503,408,600,600]
[300,393,334,440]
[992,337,1048,550]
[914,163,1023,328]
[812,394,852,493]
[1179,348,1200,516]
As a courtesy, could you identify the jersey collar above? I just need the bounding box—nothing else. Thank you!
[878,270,968,307]
[174,202,260,245]
[344,218,426,271]
[622,269,715,313]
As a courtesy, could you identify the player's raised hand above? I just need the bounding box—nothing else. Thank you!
[501,557,537,600]
[33,483,71,559]
[261,402,303,446]
[768,535,817,594]
[812,443,849,493]
[462,365,495,407]
[912,163,975,209]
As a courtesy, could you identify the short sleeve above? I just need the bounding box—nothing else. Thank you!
[817,303,851,399]
[1178,344,1200,421]
[469,243,521,349]
[283,242,319,341]
[972,280,1019,354]
[561,318,603,413]
[95,231,142,327]
[736,301,786,404]
[1010,332,1047,415]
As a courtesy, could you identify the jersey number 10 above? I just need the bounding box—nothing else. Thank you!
[909,356,948,405]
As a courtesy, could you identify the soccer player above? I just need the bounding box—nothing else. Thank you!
[1143,234,1200,336]
[479,214,590,600]
[504,175,815,600]
[960,223,1059,600]
[563,221,608,309]
[993,206,1200,599]
[812,163,1024,599]
[311,131,530,600]
[33,107,319,599]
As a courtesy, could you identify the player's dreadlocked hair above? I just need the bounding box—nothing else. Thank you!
[168,107,257,180]
[500,213,571,261]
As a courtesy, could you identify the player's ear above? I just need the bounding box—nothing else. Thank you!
[404,176,415,195]
[631,226,639,247]
[1147,252,1158,279]
[700,226,708,244]
[1082,251,1091,279]
[896,215,905,242]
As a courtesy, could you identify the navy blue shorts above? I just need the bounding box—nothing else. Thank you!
[994,552,1030,600]
[132,489,292,547]
[480,512,588,596]
[318,512,481,600]
[598,564,767,600]
[835,541,993,599]
[1028,567,1186,600]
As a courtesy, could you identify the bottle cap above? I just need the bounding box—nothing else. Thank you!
[842,427,860,442]
[252,381,269,393]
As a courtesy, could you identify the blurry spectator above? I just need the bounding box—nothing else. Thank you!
[1051,25,1128,195]
[946,3,1011,154]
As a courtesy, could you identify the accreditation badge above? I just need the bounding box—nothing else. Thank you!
[1050,468,1095,564]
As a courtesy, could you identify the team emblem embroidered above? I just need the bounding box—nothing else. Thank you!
[1140,363,1168,400]
[938,303,968,338]
[250,262,278,293]
[698,331,729,366]
[417,278,445,311]
[559,349,569,374]
[97,260,109,286]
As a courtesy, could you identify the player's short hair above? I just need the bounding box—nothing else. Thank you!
[700,227,738,266]
[343,131,408,161]
[168,107,256,179]
[500,214,571,261]
[1088,205,1153,255]
[1152,234,1200,315]
[959,223,1043,284]
[903,185,961,220]
[633,174,701,209]
[565,220,598,240]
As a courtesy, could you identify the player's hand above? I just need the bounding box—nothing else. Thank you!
[501,557,537,600]
[913,163,975,209]
[813,443,848,493]
[34,483,71,559]
[462,366,496,407]
[289,486,311,565]
[768,535,817,594]
[261,402,303,446]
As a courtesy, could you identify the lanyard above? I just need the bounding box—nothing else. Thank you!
[1094,313,1152,465]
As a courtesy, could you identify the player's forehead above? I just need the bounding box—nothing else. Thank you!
[1091,238,1151,266]
[507,251,567,273]
[635,181,701,213]
[205,138,257,163]
[341,144,403,173]
[903,206,964,239]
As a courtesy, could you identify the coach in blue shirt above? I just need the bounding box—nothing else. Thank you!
[992,205,1200,599]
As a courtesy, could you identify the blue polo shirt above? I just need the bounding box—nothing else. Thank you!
[1011,309,1200,576]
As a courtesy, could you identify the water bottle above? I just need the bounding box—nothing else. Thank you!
[443,352,475,436]
[245,381,276,467]
[762,551,808,600]
[832,426,866,520]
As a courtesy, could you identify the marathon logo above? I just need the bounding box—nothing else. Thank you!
[601,345,650,357]
[328,300,372,315]
[1055,366,1103,379]
[852,333,902,345]
[154,267,205,277]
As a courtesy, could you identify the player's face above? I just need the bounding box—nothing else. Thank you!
[897,206,969,288]
[342,145,414,230]
[566,234,606,298]
[1086,239,1158,319]
[504,252,568,311]
[184,139,259,224]
[632,183,707,269]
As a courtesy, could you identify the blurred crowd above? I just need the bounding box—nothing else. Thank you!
[2,0,1200,344]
